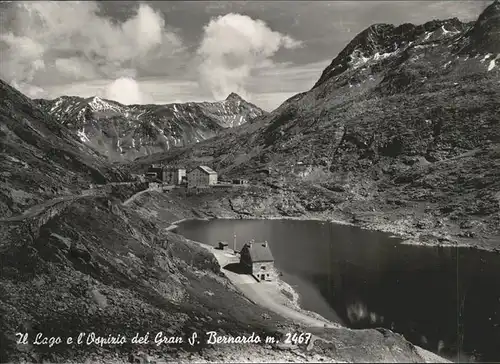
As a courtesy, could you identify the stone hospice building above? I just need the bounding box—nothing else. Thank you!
[239,241,275,282]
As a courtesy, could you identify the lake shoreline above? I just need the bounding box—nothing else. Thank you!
[193,215,500,255]
[142,186,498,255]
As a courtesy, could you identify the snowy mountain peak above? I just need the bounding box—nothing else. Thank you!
[313,18,469,89]
[87,96,120,112]
[457,0,500,55]
[225,92,245,102]
[36,94,267,161]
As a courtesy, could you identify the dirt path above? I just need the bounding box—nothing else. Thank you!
[237,280,339,328]
[122,188,152,206]
[0,195,80,222]
[1,183,148,223]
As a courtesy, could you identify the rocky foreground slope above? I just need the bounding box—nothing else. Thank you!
[134,1,500,251]
[0,189,444,363]
[35,92,266,161]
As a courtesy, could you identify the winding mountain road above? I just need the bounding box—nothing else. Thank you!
[0,183,145,223]
[122,187,152,206]
[0,195,83,222]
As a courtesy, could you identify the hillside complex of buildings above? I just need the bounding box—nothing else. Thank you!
[145,164,249,189]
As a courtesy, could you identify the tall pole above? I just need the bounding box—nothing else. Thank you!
[233,234,236,252]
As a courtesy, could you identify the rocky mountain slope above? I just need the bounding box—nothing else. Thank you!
[35,92,266,161]
[0,78,443,362]
[0,79,128,219]
[133,1,500,253]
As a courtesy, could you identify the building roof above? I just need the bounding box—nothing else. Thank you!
[148,165,163,170]
[244,242,274,263]
[150,164,185,170]
[197,165,217,175]
[164,166,186,171]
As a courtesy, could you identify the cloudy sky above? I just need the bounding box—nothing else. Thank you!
[0,1,490,111]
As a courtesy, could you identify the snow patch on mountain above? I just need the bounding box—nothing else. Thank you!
[77,128,90,143]
[487,54,499,71]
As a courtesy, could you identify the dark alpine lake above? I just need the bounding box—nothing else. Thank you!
[175,219,500,362]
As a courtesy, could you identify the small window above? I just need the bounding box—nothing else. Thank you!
[260,265,266,270]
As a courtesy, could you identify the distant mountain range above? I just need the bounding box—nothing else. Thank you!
[35,92,266,161]
[140,1,500,169]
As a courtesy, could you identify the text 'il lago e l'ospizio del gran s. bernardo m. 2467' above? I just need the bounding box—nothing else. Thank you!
[16,331,313,348]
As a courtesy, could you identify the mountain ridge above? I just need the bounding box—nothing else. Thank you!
[313,17,470,89]
[457,0,500,55]
[35,92,266,161]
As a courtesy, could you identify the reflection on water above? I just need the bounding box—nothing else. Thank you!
[175,219,500,362]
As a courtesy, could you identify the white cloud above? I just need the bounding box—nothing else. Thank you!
[54,57,97,80]
[250,92,298,112]
[98,77,153,105]
[1,0,487,109]
[10,80,47,99]
[42,78,209,105]
[40,59,330,111]
[196,13,302,102]
[0,1,185,88]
